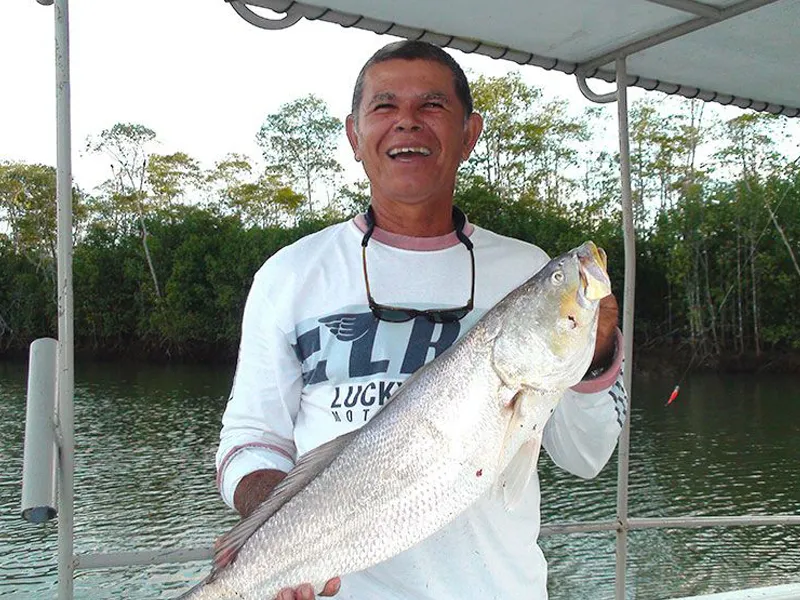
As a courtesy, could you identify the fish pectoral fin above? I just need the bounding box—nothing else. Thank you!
[498,438,541,511]
[210,430,358,578]
[494,387,541,511]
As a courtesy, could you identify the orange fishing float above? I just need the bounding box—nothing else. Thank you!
[666,385,680,406]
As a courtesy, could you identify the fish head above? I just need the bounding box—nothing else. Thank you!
[492,241,612,391]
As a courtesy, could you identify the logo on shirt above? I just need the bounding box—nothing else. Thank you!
[292,310,476,424]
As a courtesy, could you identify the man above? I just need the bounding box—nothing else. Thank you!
[216,40,626,600]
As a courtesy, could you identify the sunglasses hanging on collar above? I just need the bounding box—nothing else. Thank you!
[360,206,475,324]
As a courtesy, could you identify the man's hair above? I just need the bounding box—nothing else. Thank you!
[351,40,474,119]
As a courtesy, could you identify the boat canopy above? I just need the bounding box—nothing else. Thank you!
[229,0,800,117]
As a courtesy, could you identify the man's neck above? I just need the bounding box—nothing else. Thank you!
[370,200,454,237]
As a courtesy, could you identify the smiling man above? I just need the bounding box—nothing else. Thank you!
[345,57,483,237]
[216,41,626,600]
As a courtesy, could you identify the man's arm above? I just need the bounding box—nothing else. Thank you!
[216,257,307,506]
[217,265,340,599]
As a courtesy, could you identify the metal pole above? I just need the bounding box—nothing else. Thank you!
[614,56,636,600]
[53,0,75,598]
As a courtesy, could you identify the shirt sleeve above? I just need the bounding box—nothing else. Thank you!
[215,265,302,509]
[542,329,627,479]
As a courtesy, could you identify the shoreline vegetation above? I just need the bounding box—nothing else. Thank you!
[2,80,799,372]
[4,348,800,377]
[1,193,798,375]
[3,339,800,378]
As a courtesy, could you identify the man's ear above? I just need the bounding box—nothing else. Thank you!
[346,114,361,161]
[461,112,484,162]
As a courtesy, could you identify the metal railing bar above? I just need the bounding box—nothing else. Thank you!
[628,515,800,529]
[75,547,212,570]
[70,515,800,571]
[541,514,800,537]
[541,520,619,535]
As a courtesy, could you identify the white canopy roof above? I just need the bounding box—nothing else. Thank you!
[230,0,800,117]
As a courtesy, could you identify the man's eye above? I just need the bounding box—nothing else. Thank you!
[423,102,444,109]
[374,103,394,111]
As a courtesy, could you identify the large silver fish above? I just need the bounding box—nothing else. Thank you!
[177,241,611,600]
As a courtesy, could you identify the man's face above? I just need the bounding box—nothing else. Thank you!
[346,59,482,210]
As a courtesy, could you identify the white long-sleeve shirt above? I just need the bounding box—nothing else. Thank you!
[217,214,626,599]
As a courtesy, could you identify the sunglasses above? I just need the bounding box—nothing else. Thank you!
[361,206,475,324]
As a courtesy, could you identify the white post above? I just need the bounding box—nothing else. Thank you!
[21,338,59,524]
[53,0,75,598]
[614,56,636,600]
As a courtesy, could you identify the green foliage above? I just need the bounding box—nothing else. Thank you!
[73,224,142,351]
[466,72,542,195]
[334,180,371,218]
[0,237,55,351]
[0,161,87,268]
[2,92,799,366]
[207,154,304,226]
[147,152,204,214]
[465,72,591,204]
[256,94,343,212]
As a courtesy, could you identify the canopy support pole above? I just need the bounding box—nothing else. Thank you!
[614,55,636,600]
[53,0,76,598]
[574,54,636,600]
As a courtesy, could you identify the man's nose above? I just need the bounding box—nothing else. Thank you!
[395,108,422,131]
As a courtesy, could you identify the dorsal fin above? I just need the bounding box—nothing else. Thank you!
[208,430,358,580]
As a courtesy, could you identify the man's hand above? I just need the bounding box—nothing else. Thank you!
[589,293,619,373]
[234,469,287,518]
[276,579,341,600]
[234,472,342,599]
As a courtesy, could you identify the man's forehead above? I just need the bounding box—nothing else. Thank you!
[361,59,456,96]
[366,90,450,104]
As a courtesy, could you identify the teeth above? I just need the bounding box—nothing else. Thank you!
[388,147,431,157]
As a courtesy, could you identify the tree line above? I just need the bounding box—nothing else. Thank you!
[1,73,798,369]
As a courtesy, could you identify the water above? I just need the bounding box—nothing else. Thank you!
[539,372,800,599]
[1,361,798,599]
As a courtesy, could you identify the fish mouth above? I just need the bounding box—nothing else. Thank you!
[557,243,610,331]
[576,242,611,305]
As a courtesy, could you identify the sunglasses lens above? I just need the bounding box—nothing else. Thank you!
[428,308,470,323]
[373,308,416,323]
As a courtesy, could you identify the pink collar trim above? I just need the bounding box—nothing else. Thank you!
[353,213,475,251]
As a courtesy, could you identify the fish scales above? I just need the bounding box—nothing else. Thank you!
[222,327,509,599]
[177,241,611,600]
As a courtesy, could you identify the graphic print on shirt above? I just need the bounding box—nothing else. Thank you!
[291,307,483,426]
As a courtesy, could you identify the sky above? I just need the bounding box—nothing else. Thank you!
[0,0,615,193]
[1,0,797,195]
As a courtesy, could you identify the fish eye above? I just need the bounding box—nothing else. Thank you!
[551,270,565,285]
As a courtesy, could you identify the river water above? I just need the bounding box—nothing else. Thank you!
[1,361,798,599]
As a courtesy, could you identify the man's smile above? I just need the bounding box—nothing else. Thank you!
[386,146,433,159]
